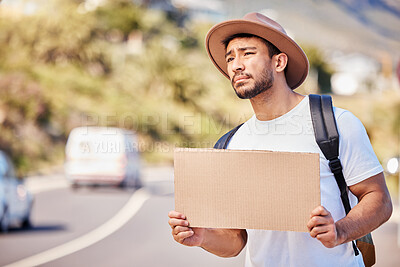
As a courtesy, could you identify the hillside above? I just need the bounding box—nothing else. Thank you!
[224,0,400,61]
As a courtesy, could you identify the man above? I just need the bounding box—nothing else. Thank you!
[168,12,392,266]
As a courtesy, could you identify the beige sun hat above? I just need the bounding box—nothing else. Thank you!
[205,12,309,90]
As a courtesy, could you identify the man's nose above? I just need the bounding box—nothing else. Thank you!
[232,57,244,72]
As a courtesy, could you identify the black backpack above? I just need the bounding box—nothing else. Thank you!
[213,94,375,266]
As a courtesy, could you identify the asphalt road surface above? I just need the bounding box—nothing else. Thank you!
[0,166,399,267]
[0,166,244,267]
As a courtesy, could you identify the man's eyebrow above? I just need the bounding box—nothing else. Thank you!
[225,47,257,58]
[225,50,232,58]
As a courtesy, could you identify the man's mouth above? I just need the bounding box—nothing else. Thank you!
[233,74,250,85]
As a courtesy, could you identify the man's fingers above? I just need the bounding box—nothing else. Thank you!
[168,210,197,245]
[309,225,330,238]
[308,218,338,249]
[175,230,194,243]
[168,218,189,229]
[307,216,330,231]
[310,206,330,217]
[173,226,192,235]
[308,206,334,232]
[168,210,186,220]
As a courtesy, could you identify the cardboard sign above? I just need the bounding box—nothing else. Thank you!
[174,148,320,232]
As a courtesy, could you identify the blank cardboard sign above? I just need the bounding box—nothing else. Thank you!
[174,148,320,232]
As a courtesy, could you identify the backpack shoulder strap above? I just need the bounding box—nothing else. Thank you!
[309,94,359,256]
[309,94,351,211]
[213,123,244,149]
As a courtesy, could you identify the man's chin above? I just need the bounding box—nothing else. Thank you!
[234,86,267,99]
[234,89,253,99]
[234,84,250,98]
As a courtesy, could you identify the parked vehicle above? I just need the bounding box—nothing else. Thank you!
[64,127,142,188]
[0,151,33,232]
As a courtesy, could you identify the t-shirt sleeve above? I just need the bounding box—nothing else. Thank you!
[335,109,383,186]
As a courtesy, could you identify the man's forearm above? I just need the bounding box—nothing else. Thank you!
[200,228,247,257]
[335,190,392,244]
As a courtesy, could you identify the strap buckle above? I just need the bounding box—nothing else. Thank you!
[329,158,342,173]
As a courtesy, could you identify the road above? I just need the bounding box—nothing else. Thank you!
[0,166,244,267]
[0,166,399,267]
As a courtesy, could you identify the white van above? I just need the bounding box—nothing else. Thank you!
[64,127,141,188]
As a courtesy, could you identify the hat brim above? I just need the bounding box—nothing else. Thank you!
[205,19,309,90]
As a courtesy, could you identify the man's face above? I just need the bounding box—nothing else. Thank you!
[225,37,274,99]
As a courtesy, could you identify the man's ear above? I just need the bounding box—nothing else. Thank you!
[274,53,288,73]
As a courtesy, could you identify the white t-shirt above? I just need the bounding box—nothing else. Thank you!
[227,96,383,267]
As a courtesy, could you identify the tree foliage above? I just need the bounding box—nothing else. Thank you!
[0,0,236,174]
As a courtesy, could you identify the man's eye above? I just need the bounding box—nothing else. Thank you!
[244,52,255,56]
[226,57,234,63]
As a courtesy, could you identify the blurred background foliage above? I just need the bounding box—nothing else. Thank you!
[0,0,399,177]
[0,0,238,174]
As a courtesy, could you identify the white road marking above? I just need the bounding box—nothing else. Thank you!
[4,189,150,267]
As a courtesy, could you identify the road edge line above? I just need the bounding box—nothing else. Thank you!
[4,188,150,267]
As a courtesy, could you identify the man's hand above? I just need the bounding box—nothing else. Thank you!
[307,206,343,248]
[168,210,205,247]
[168,210,247,257]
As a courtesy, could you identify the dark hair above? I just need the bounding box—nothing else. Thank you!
[222,33,281,58]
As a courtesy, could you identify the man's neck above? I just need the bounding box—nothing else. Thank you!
[249,84,304,121]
